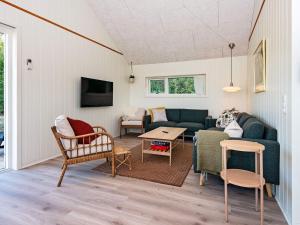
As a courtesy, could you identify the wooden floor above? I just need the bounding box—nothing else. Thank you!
[0,135,287,225]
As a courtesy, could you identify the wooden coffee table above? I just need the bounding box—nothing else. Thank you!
[138,127,187,166]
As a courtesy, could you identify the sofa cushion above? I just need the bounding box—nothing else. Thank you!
[237,113,254,127]
[176,122,205,132]
[121,120,143,126]
[166,109,181,122]
[208,127,225,132]
[180,109,208,123]
[242,118,264,139]
[149,121,177,130]
[67,136,112,158]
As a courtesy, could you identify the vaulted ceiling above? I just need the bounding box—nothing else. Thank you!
[88,0,261,64]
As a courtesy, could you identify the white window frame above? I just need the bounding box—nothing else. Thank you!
[146,74,207,98]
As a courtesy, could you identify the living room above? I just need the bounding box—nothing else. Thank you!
[0,0,299,225]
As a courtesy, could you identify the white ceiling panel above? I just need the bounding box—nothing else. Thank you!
[87,0,258,64]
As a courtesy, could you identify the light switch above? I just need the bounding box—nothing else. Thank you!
[26,59,33,70]
[282,94,288,114]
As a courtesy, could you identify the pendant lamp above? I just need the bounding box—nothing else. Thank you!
[223,43,241,92]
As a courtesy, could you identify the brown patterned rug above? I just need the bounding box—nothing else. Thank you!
[93,143,193,187]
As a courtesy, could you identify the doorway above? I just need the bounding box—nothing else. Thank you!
[0,31,5,170]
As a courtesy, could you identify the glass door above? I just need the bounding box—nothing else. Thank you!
[0,32,5,170]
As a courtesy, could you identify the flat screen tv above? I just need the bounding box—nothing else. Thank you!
[81,77,113,107]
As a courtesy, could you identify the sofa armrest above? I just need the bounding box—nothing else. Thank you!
[228,138,280,185]
[205,116,217,129]
[143,115,152,131]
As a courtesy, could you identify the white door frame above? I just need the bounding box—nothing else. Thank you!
[0,23,22,170]
[292,1,300,224]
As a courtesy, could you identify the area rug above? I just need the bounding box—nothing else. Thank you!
[93,143,193,187]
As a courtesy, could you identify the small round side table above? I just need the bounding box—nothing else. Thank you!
[220,140,265,225]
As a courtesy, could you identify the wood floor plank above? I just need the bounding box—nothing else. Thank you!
[0,135,287,225]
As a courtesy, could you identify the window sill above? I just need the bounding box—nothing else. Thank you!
[145,94,208,98]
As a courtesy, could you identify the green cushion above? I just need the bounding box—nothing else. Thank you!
[242,118,264,139]
[176,122,204,132]
[149,121,177,130]
[180,109,208,123]
[166,109,181,122]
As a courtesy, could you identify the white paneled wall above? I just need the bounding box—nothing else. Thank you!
[130,56,248,118]
[0,0,129,168]
[292,1,300,224]
[247,0,292,223]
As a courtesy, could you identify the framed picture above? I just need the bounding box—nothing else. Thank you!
[254,40,266,93]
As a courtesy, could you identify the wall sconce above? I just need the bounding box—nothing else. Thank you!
[129,61,135,83]
[26,58,33,70]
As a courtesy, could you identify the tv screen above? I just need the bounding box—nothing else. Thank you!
[81,77,113,107]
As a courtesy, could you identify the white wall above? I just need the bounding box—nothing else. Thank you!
[292,0,300,224]
[247,0,292,223]
[0,0,130,168]
[130,56,248,118]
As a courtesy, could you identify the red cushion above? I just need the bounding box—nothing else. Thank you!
[67,118,97,144]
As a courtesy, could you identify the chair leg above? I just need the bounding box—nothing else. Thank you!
[225,181,228,222]
[199,172,205,186]
[261,187,264,225]
[265,183,272,198]
[57,164,67,187]
[128,153,132,170]
[255,188,258,211]
[120,127,122,138]
[111,155,116,177]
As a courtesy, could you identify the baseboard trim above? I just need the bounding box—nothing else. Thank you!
[275,196,291,225]
[21,154,61,169]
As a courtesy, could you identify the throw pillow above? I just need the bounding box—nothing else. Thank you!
[224,120,243,138]
[55,115,76,149]
[216,108,240,128]
[152,108,168,122]
[67,117,97,144]
[149,107,165,122]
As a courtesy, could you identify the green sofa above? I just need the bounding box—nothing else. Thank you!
[193,112,280,186]
[144,109,209,136]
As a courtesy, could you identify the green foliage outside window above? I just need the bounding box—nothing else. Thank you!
[150,79,165,94]
[168,77,195,94]
[0,36,4,115]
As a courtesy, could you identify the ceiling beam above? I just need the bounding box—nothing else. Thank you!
[249,0,266,42]
[0,0,123,55]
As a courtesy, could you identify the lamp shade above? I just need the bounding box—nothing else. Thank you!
[223,85,241,93]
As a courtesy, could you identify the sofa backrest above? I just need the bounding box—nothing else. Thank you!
[237,112,255,127]
[238,112,277,141]
[165,109,181,122]
[242,118,265,139]
[165,109,208,124]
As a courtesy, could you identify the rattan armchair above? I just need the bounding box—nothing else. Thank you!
[51,125,115,187]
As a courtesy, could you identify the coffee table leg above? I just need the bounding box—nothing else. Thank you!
[169,141,172,166]
[182,133,185,150]
[142,139,144,163]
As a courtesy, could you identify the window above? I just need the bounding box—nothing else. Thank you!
[168,77,195,94]
[147,74,206,97]
[149,79,165,94]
